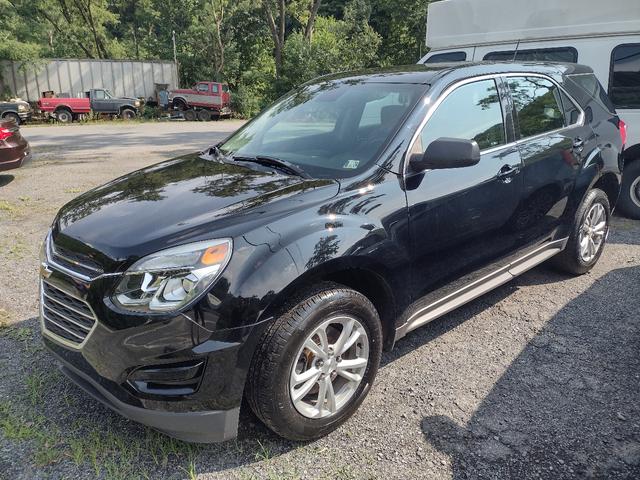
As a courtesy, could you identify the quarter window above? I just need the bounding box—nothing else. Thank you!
[609,44,640,109]
[484,47,578,63]
[507,77,564,138]
[425,51,467,63]
[417,79,506,152]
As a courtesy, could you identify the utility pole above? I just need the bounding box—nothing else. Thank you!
[172,30,179,87]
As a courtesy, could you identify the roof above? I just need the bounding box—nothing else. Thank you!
[426,0,640,49]
[309,62,594,86]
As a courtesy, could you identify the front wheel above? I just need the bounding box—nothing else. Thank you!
[246,283,382,441]
[551,188,610,275]
[120,108,136,120]
[617,160,640,220]
[2,112,20,125]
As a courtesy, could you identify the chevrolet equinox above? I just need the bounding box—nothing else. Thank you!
[40,62,625,442]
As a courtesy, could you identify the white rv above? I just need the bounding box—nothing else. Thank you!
[419,0,640,219]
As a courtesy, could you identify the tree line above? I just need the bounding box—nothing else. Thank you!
[1,0,431,116]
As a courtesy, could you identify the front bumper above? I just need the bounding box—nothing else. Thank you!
[46,340,239,443]
[38,236,264,443]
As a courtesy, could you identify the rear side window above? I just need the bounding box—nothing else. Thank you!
[609,44,640,109]
[196,83,209,92]
[507,77,564,138]
[417,79,506,152]
[424,51,467,63]
[484,47,578,63]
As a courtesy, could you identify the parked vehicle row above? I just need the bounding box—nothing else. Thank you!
[39,62,624,443]
[419,0,640,219]
[38,89,141,123]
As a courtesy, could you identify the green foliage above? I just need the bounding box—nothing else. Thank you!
[280,14,381,94]
[1,0,432,111]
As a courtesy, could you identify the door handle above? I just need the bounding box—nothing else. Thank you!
[497,164,520,183]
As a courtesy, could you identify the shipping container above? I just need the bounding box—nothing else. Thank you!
[0,59,179,103]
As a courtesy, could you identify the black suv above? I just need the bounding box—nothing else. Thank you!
[40,62,624,443]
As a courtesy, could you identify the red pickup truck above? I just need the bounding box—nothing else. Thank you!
[168,82,231,121]
[38,89,140,123]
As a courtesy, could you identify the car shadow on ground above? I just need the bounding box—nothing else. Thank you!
[0,174,15,187]
[420,264,640,479]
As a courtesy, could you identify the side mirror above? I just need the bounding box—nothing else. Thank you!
[410,137,481,171]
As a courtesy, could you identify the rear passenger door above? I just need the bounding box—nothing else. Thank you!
[405,77,524,304]
[505,75,594,251]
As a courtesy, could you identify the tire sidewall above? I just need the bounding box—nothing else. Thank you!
[619,160,640,219]
[268,290,382,439]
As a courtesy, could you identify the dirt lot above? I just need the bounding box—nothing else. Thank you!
[0,121,639,480]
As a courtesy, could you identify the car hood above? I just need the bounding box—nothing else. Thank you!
[52,153,338,268]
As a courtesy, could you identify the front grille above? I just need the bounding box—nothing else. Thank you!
[50,241,103,279]
[41,281,97,346]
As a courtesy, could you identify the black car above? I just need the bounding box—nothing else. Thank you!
[40,62,624,443]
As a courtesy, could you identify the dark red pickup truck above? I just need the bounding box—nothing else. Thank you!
[168,82,231,121]
[38,89,140,123]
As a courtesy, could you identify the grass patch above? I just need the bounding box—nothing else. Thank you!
[63,187,84,194]
[255,439,273,461]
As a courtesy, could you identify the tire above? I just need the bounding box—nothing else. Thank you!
[551,188,610,275]
[2,112,20,125]
[197,109,211,121]
[56,109,73,123]
[120,108,136,120]
[246,282,383,441]
[183,109,197,121]
[617,159,640,220]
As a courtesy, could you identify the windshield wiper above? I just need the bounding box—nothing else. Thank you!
[232,155,311,179]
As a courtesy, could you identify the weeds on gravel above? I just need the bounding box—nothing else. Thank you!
[255,439,273,461]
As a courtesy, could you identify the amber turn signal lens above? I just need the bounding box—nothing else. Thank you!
[200,244,229,265]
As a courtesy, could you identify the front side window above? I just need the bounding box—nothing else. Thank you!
[212,84,220,94]
[93,90,106,100]
[425,51,467,63]
[196,83,209,93]
[220,81,426,179]
[416,79,506,153]
[507,77,564,138]
[484,47,578,63]
[610,44,640,108]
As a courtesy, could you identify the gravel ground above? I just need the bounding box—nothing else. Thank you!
[0,121,639,480]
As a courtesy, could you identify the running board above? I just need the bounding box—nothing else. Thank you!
[395,238,567,340]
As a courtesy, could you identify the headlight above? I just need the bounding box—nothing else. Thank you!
[113,239,232,313]
[18,104,27,112]
[134,100,141,107]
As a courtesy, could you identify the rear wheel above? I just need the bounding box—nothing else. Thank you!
[56,109,73,123]
[120,108,136,120]
[183,109,197,121]
[617,159,640,220]
[2,112,20,125]
[551,188,610,275]
[246,283,382,441]
[197,109,211,121]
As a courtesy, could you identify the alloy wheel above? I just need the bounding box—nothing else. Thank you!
[289,315,369,419]
[579,202,607,263]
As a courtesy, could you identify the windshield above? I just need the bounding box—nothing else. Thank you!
[220,81,427,179]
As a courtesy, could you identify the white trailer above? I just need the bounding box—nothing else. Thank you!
[0,59,178,103]
[419,0,640,219]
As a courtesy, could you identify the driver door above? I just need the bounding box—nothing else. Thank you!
[405,78,524,316]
